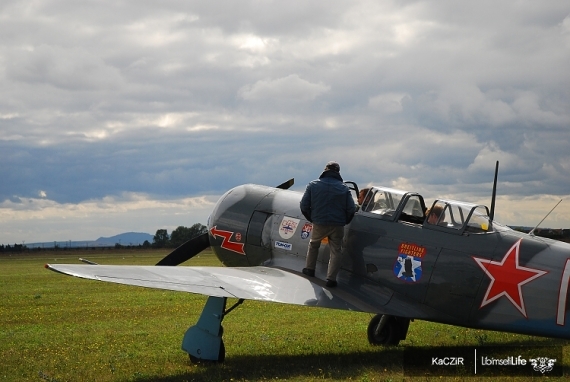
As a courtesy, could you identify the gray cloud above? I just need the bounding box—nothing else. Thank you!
[1,0,570,243]
[8,45,124,90]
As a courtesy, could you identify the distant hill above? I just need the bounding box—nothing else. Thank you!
[94,232,153,246]
[24,232,154,249]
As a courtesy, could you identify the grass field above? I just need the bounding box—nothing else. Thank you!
[1,250,568,381]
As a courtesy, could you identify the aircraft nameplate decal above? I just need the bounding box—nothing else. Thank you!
[279,216,300,239]
[210,226,246,255]
[473,239,547,318]
[393,243,426,283]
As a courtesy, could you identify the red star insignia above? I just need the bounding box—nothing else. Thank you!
[473,239,547,318]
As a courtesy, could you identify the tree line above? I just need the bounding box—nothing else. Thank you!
[151,223,208,248]
[0,244,26,253]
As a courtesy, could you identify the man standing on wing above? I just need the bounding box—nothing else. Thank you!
[300,161,356,287]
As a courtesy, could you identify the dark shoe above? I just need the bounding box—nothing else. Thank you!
[326,279,337,288]
[302,268,315,277]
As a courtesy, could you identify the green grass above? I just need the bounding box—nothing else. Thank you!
[1,250,568,381]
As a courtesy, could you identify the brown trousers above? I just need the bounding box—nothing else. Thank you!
[305,224,344,280]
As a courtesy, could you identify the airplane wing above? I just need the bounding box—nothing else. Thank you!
[45,264,378,312]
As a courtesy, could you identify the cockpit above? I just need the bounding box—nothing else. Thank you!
[355,186,509,234]
[359,187,425,225]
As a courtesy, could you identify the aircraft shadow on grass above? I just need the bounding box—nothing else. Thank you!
[132,338,569,382]
[133,350,404,382]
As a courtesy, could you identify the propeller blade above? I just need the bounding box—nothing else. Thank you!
[276,178,294,189]
[156,232,210,266]
[79,258,98,265]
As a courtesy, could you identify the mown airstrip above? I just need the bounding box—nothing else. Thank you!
[1,249,568,381]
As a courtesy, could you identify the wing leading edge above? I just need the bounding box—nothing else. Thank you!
[45,264,375,312]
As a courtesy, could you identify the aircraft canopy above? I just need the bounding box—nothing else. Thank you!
[426,199,509,234]
[359,186,509,234]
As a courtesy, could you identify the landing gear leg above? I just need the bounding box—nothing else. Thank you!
[183,296,226,363]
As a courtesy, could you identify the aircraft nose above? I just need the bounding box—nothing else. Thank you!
[208,185,270,267]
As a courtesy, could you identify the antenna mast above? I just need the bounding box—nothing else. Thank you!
[489,161,499,226]
[529,199,563,236]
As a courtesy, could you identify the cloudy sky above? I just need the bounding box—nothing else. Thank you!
[1,1,569,244]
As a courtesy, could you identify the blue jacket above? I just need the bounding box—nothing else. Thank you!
[300,170,356,226]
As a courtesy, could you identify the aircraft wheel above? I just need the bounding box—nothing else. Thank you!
[188,340,226,364]
[367,314,400,346]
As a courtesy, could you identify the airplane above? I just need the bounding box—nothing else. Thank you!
[45,164,570,363]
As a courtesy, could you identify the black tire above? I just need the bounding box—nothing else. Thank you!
[367,314,400,346]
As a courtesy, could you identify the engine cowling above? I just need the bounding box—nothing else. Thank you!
[208,184,307,267]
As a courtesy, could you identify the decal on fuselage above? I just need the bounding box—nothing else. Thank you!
[300,222,312,239]
[274,241,292,251]
[473,238,547,318]
[209,226,246,255]
[279,216,300,239]
[393,243,426,283]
